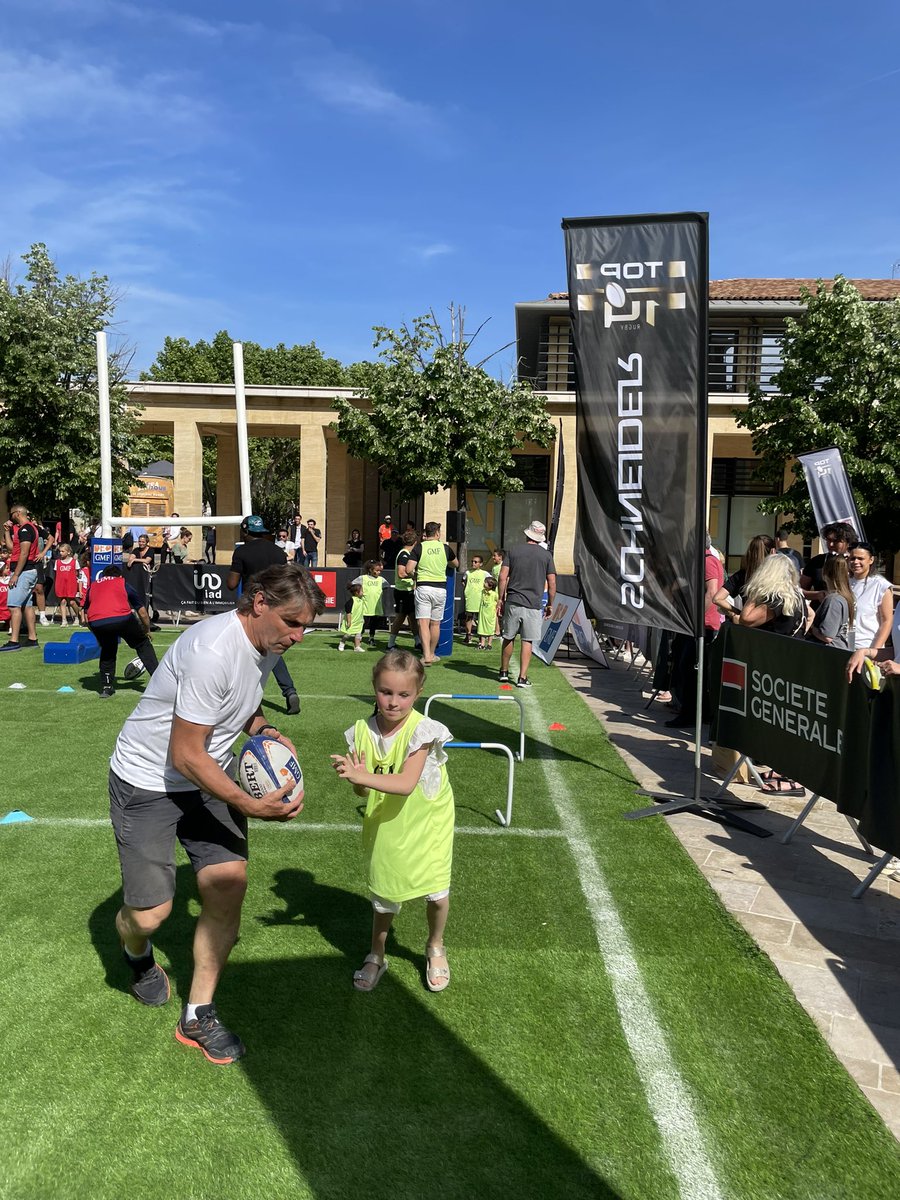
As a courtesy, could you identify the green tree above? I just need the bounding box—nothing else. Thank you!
[143,329,349,388]
[141,330,364,523]
[331,309,555,499]
[738,276,900,552]
[0,243,142,521]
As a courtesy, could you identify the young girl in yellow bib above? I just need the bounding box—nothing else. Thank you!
[331,649,455,993]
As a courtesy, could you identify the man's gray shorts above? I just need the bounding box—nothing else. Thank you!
[109,769,248,908]
[501,603,543,643]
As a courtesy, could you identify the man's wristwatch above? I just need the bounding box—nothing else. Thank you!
[257,724,280,738]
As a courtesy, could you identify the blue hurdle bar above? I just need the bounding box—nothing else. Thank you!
[423,693,525,762]
[445,741,516,828]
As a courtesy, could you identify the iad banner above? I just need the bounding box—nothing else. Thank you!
[152,565,239,614]
[563,212,709,638]
[709,624,869,812]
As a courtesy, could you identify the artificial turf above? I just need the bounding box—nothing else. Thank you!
[1,623,899,1199]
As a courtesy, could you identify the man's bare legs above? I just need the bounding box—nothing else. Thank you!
[189,862,248,1005]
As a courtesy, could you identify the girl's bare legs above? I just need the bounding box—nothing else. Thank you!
[356,909,394,986]
[426,895,449,960]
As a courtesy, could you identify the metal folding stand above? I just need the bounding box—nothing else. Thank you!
[779,793,874,858]
[852,852,894,900]
[624,636,773,838]
[711,753,767,795]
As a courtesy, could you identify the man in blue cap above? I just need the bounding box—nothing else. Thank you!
[227,516,301,713]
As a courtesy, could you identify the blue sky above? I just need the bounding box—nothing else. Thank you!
[2,0,898,378]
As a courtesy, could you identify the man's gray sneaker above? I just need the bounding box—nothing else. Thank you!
[175,1004,246,1065]
[124,947,171,1006]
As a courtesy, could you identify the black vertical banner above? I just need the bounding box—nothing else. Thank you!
[562,213,709,638]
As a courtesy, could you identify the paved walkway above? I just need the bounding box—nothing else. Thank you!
[555,649,900,1139]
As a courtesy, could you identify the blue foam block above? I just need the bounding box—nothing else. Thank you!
[43,642,98,664]
[70,632,99,648]
[1,810,33,824]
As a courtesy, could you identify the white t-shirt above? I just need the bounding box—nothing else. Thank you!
[111,610,277,791]
[850,574,893,649]
[276,539,297,555]
[164,525,180,542]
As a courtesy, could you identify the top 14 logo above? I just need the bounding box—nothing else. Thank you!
[575,260,687,328]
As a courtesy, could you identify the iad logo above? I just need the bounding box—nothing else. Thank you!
[193,569,221,598]
[719,658,747,716]
[575,259,687,327]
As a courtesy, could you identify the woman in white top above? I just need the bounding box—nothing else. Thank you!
[847,542,893,651]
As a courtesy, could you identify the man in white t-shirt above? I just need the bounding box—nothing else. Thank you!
[109,563,325,1064]
[275,528,297,559]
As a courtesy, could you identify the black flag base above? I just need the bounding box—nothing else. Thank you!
[624,792,772,838]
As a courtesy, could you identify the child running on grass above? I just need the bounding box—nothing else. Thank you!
[477,575,499,649]
[338,581,366,652]
[331,649,455,993]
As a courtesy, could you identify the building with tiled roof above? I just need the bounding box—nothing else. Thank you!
[515,278,899,571]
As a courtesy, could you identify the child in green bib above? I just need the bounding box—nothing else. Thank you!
[462,554,488,645]
[331,649,455,994]
[352,560,389,648]
[477,575,499,649]
[337,582,365,652]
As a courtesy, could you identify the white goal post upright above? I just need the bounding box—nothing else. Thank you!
[96,334,252,537]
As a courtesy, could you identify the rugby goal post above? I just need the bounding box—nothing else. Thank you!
[96,332,252,536]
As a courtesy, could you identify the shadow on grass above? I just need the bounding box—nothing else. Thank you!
[89,865,616,1199]
[424,696,631,779]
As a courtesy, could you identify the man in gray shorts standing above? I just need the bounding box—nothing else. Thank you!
[497,520,556,688]
[109,563,325,1064]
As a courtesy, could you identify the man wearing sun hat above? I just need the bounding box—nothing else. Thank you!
[497,520,556,688]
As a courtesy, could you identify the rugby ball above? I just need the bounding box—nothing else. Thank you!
[123,656,146,680]
[238,735,303,804]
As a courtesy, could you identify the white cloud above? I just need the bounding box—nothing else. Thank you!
[1,0,260,40]
[292,34,447,141]
[0,49,209,140]
[303,72,438,130]
[418,242,454,260]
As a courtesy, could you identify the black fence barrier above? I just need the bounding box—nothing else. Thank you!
[710,623,900,856]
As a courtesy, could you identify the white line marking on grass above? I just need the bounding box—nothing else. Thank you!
[520,677,724,1200]
[22,817,566,838]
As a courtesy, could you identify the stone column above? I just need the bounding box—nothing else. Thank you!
[553,414,577,574]
[423,487,452,532]
[325,434,348,567]
[300,423,328,559]
[173,415,204,548]
[216,431,240,561]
